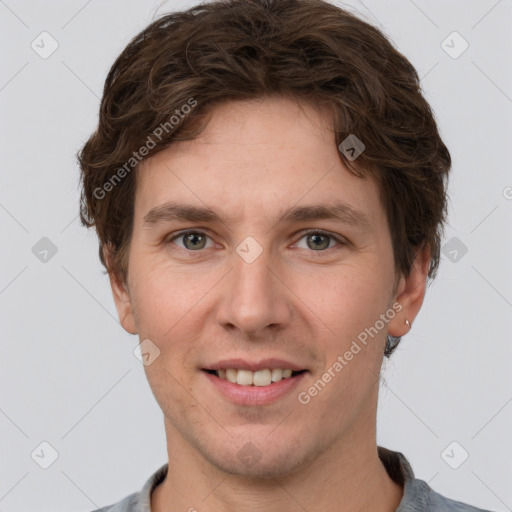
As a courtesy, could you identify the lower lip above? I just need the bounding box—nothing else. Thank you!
[202,370,307,405]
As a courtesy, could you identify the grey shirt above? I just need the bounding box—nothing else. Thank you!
[90,446,495,511]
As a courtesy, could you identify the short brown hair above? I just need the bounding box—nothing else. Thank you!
[78,0,451,356]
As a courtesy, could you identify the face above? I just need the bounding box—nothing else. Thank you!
[110,96,428,479]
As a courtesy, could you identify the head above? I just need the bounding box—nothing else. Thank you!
[78,0,450,480]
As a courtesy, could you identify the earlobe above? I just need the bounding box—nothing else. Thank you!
[103,246,138,335]
[387,243,431,338]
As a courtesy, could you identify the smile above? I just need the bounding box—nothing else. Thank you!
[202,368,308,405]
[205,368,306,386]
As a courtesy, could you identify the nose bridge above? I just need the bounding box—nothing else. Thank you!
[216,238,290,335]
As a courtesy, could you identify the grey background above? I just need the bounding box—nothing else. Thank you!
[1,0,511,510]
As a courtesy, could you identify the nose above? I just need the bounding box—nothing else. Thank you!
[215,246,292,339]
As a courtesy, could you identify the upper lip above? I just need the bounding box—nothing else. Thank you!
[203,358,308,372]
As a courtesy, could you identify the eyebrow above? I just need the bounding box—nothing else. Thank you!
[143,201,372,232]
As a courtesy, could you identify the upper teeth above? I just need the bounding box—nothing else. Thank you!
[216,368,295,386]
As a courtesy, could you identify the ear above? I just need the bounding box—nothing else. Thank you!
[387,243,431,337]
[103,245,138,335]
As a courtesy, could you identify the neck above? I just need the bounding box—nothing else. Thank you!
[151,420,403,512]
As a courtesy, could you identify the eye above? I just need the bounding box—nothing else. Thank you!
[168,230,215,251]
[166,229,346,254]
[294,230,345,252]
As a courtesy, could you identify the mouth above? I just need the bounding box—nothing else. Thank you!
[201,366,309,405]
[202,368,307,386]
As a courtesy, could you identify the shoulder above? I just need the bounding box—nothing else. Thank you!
[86,462,168,512]
[428,483,496,512]
[88,492,139,512]
[377,447,496,512]
[404,477,496,512]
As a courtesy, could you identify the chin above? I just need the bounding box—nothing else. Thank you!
[215,454,307,480]
[199,437,314,481]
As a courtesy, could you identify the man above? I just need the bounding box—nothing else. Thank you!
[78,0,493,510]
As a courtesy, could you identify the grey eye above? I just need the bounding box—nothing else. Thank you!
[306,233,330,250]
[172,231,213,251]
[295,232,341,251]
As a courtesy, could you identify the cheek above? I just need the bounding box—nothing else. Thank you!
[290,263,391,383]
[294,263,390,329]
[129,254,206,335]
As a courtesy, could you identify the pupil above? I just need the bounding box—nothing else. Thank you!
[309,234,328,250]
[185,233,205,250]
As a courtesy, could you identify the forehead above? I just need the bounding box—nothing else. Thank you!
[134,96,383,229]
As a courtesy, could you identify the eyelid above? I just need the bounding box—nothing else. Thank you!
[296,228,346,243]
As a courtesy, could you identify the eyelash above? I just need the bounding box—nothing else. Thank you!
[166,229,347,256]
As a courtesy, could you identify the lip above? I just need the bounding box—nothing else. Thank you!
[202,370,308,406]
[203,358,307,372]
